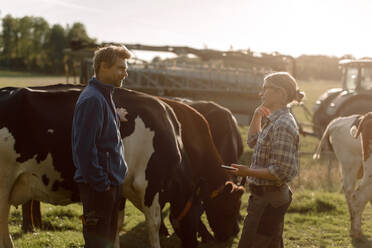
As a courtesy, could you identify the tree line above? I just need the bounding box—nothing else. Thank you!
[0,13,362,80]
[0,14,95,74]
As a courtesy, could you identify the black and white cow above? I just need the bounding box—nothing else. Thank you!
[0,86,204,248]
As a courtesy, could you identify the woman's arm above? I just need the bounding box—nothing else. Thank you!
[227,163,277,180]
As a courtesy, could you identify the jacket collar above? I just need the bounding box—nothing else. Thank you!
[88,77,115,96]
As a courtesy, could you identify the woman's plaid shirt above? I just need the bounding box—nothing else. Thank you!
[247,108,299,186]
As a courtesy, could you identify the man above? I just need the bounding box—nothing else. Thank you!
[225,72,304,248]
[72,45,131,247]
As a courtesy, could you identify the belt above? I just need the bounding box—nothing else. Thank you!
[249,184,283,195]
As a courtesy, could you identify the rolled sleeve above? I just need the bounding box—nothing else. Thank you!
[267,126,298,183]
[247,133,259,148]
[72,98,110,192]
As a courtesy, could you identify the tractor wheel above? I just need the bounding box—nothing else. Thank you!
[338,98,372,117]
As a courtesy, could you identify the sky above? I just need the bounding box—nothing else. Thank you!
[2,0,372,60]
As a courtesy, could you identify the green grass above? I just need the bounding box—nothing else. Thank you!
[4,71,371,247]
[0,70,76,87]
[10,191,372,248]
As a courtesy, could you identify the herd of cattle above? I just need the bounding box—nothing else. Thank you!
[0,84,244,248]
[1,84,372,248]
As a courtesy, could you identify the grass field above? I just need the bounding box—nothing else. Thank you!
[2,71,372,247]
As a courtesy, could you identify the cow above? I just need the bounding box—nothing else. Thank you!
[157,98,244,239]
[159,98,245,242]
[346,112,372,238]
[173,98,243,166]
[312,114,370,238]
[0,86,205,248]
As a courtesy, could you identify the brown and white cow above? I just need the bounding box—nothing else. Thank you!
[313,114,372,238]
[0,86,203,248]
[347,112,372,238]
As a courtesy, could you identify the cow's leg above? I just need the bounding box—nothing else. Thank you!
[159,203,170,237]
[22,200,42,232]
[21,201,34,233]
[0,201,13,248]
[159,215,169,237]
[114,198,126,248]
[143,193,161,248]
[343,172,358,213]
[198,220,214,243]
[338,161,359,218]
[350,162,372,238]
[0,160,16,248]
[350,187,371,238]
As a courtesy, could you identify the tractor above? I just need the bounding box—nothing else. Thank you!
[312,59,372,137]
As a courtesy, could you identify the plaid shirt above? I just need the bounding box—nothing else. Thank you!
[247,108,299,186]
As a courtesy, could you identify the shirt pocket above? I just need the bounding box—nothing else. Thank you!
[256,127,272,165]
[256,144,271,165]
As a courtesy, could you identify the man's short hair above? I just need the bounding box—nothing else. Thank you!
[93,45,132,76]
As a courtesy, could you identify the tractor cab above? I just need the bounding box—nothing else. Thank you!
[312,59,372,137]
[340,59,372,92]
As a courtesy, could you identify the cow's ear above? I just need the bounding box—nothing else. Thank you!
[224,181,234,193]
[224,181,245,195]
[236,186,245,196]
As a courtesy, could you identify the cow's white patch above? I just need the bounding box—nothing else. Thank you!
[0,127,70,248]
[120,117,163,248]
[47,129,54,134]
[144,192,161,248]
[116,107,128,122]
[122,117,155,209]
[0,127,72,207]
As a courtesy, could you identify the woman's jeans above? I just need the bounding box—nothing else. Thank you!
[238,184,292,248]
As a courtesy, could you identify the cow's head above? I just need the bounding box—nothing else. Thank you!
[169,179,206,248]
[203,181,245,241]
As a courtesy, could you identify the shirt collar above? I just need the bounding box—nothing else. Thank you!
[267,107,289,122]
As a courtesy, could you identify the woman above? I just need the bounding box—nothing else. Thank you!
[226,72,304,248]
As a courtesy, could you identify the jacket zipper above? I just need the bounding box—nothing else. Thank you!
[106,152,110,174]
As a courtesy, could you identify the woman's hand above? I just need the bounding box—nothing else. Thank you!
[224,163,249,177]
[253,104,271,119]
[229,164,278,180]
[248,104,271,137]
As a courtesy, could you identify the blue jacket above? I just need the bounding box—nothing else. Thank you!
[72,78,127,192]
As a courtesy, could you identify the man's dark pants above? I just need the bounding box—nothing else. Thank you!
[238,186,292,248]
[78,183,123,248]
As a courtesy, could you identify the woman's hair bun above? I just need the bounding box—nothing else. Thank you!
[295,89,305,102]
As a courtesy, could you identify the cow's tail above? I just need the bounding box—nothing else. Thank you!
[350,115,364,139]
[313,120,333,160]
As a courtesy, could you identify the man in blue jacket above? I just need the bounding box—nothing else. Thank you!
[72,45,131,248]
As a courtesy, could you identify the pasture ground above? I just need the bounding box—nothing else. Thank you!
[2,71,372,248]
